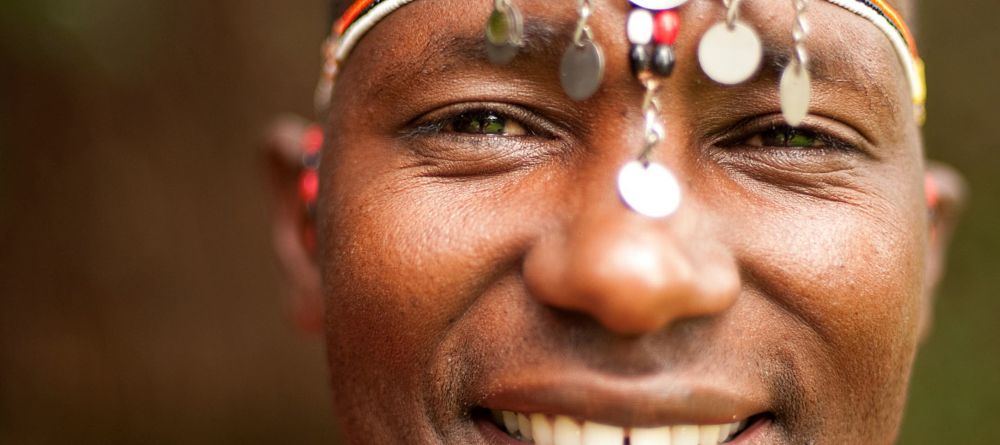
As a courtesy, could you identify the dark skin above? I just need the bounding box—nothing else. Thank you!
[267,0,965,443]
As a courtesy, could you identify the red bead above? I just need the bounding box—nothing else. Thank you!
[653,10,680,45]
[299,169,319,205]
[302,125,324,156]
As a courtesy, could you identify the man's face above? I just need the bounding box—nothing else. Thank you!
[317,0,929,443]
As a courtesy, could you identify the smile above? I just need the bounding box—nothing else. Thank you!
[485,409,756,445]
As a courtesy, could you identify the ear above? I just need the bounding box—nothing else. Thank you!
[263,115,324,335]
[918,161,967,342]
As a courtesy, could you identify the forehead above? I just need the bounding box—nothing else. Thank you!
[332,0,916,138]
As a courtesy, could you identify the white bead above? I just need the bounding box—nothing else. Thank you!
[627,9,655,45]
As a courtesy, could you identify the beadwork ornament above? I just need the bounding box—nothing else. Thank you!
[698,0,763,85]
[485,0,523,65]
[627,8,655,44]
[620,2,685,218]
[781,0,812,126]
[628,7,681,79]
[561,0,605,100]
[653,10,680,44]
[652,44,676,76]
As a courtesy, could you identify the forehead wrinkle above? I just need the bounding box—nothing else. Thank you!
[810,5,909,133]
[821,28,900,121]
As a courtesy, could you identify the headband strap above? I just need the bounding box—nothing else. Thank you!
[825,0,926,122]
[320,0,926,122]
[335,0,418,62]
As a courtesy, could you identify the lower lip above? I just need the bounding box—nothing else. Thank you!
[473,412,773,445]
[475,416,526,444]
[730,415,770,444]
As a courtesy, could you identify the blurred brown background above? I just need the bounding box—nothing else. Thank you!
[0,0,997,443]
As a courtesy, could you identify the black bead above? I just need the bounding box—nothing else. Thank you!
[630,44,651,77]
[652,45,675,77]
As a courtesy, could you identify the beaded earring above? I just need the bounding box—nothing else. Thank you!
[616,0,688,219]
[485,0,524,65]
[697,0,763,85]
[780,0,811,126]
[560,0,605,101]
[299,125,323,216]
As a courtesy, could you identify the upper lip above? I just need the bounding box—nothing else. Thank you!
[476,367,770,427]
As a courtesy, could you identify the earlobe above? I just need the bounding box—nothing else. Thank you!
[918,162,967,342]
[264,116,326,335]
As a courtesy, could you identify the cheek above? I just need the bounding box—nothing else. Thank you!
[736,193,926,430]
[318,157,549,408]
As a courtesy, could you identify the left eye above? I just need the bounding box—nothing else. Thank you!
[443,110,529,136]
[744,126,828,149]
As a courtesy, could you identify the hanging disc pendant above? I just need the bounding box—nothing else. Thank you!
[486,9,512,45]
[780,61,812,127]
[697,21,762,85]
[561,38,605,101]
[485,5,523,65]
[487,40,519,65]
[629,0,689,10]
[618,161,682,218]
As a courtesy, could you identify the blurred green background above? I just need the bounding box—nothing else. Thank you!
[0,0,996,443]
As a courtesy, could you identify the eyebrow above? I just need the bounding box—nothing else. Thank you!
[469,20,571,63]
[381,18,575,87]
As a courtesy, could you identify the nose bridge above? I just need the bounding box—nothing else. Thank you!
[522,179,740,336]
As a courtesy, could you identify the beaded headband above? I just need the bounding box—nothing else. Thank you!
[313,0,927,219]
[317,0,925,119]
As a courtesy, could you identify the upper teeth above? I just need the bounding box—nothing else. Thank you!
[491,410,744,445]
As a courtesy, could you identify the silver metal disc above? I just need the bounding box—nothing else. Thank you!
[618,161,682,218]
[780,61,812,127]
[486,9,510,45]
[487,41,519,65]
[485,4,522,65]
[629,0,690,10]
[560,39,605,101]
[697,21,763,85]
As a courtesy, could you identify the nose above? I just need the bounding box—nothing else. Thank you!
[522,184,741,336]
